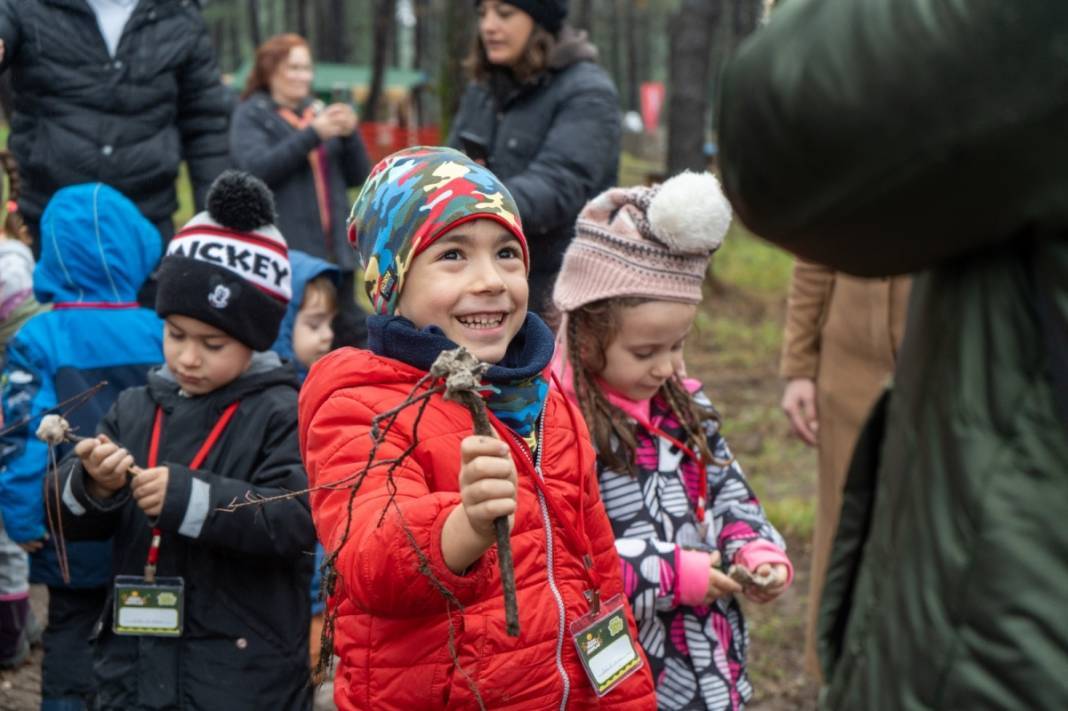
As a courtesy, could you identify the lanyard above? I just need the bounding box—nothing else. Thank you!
[635,418,708,524]
[142,401,239,581]
[502,417,604,596]
[530,376,607,598]
[52,302,139,310]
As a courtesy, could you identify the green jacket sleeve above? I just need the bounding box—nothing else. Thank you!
[717,1,1068,276]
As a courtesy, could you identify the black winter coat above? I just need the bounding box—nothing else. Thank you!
[55,355,314,710]
[231,92,371,271]
[0,0,231,227]
[448,29,621,310]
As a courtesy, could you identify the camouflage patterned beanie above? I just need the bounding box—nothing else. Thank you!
[347,146,527,315]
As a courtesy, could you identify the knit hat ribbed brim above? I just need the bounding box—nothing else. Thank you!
[156,172,291,351]
[475,0,568,33]
[552,171,731,312]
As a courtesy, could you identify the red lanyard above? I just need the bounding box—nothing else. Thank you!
[143,401,239,581]
[636,419,708,523]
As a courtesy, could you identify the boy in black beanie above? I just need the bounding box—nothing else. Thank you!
[52,172,316,710]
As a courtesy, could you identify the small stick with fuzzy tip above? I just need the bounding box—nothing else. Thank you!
[36,414,144,476]
[431,347,520,638]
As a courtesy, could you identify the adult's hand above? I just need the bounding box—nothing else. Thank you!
[311,108,346,141]
[782,377,819,446]
[325,103,358,136]
[312,104,358,140]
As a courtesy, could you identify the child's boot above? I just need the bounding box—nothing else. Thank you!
[0,594,31,668]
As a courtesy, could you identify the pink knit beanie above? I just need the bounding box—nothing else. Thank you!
[552,171,731,312]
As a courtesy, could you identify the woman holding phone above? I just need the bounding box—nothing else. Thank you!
[231,34,371,312]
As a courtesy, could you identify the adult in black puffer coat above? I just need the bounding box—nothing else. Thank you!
[448,0,621,314]
[0,0,231,244]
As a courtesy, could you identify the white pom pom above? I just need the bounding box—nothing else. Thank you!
[646,171,732,254]
[36,414,71,445]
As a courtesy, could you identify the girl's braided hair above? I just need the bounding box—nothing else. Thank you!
[0,151,30,246]
[562,297,719,476]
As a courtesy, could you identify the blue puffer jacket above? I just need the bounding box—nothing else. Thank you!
[0,183,163,587]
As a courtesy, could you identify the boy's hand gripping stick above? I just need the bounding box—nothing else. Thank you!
[432,347,521,638]
[37,415,155,581]
[36,414,145,477]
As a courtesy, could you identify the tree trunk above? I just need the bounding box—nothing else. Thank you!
[412,0,431,127]
[623,0,639,111]
[365,0,397,121]
[667,0,721,175]
[247,0,262,49]
[209,13,225,67]
[573,0,594,34]
[295,0,309,37]
[228,13,243,76]
[608,0,622,93]
[439,0,473,137]
[332,0,348,60]
[314,0,346,61]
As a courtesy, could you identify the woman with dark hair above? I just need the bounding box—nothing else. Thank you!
[231,34,371,311]
[448,1,622,313]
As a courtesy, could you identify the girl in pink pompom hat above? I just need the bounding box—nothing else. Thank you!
[551,171,793,711]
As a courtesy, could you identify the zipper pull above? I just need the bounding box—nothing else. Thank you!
[583,555,600,615]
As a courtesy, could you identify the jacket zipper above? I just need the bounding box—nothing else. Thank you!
[509,413,571,709]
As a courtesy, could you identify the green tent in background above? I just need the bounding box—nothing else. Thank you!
[228,62,429,105]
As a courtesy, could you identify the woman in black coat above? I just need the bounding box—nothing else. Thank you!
[231,34,371,311]
[448,1,621,313]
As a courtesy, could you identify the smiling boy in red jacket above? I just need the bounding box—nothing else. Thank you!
[299,147,656,710]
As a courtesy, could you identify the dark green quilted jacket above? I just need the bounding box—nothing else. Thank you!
[718,2,1068,709]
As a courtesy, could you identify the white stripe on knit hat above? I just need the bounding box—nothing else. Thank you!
[168,224,292,302]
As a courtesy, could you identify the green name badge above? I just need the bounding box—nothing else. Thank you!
[570,593,644,697]
[113,575,184,637]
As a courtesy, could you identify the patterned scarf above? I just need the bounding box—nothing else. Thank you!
[276,101,333,254]
[367,313,554,439]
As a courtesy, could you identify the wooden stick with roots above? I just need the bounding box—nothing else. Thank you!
[430,347,520,638]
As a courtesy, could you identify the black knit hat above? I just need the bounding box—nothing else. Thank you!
[477,0,568,33]
[156,171,292,351]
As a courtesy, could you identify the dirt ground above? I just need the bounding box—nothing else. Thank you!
[686,274,822,710]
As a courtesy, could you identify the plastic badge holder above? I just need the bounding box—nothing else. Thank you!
[569,593,644,697]
[112,575,185,637]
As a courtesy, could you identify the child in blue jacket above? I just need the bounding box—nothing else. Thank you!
[0,184,162,709]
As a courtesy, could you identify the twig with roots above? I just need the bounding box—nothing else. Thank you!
[26,382,114,584]
[213,349,524,706]
[431,347,520,638]
[215,368,487,706]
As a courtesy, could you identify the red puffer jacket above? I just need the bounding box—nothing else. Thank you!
[300,348,657,710]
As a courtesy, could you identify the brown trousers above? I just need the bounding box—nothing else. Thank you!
[780,259,911,678]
